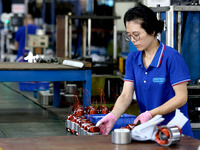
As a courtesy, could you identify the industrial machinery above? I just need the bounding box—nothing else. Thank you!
[187,85,200,123]
[28,32,49,56]
[0,13,23,62]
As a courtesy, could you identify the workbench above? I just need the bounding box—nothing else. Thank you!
[0,135,199,150]
[0,62,92,107]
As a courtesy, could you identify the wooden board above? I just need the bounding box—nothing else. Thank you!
[0,135,199,150]
[0,61,91,70]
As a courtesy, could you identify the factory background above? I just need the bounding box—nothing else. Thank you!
[0,0,199,148]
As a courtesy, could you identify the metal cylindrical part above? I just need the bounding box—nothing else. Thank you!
[65,84,77,94]
[83,130,87,135]
[113,19,117,62]
[80,128,87,135]
[68,17,72,58]
[112,129,131,144]
[88,18,91,57]
[80,128,84,135]
[156,11,161,41]
[71,122,75,130]
[166,6,174,48]
[66,120,71,129]
[75,123,79,132]
[176,11,182,53]
[155,125,182,146]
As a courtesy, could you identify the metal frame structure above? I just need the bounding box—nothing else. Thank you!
[65,15,120,62]
[151,5,200,53]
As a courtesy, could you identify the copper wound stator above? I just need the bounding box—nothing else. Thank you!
[155,125,182,146]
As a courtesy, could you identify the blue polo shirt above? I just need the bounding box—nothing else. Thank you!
[124,40,193,137]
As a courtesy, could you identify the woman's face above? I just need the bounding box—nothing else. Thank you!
[125,20,155,51]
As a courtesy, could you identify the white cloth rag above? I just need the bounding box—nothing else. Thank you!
[131,115,164,141]
[62,60,84,68]
[131,109,188,141]
[167,109,188,129]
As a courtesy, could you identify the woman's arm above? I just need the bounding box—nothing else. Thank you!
[150,82,188,117]
[14,41,19,50]
[111,81,134,119]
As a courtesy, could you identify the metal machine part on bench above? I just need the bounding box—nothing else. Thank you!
[38,90,53,105]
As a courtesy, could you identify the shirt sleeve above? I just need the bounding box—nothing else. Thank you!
[124,53,134,82]
[168,53,191,86]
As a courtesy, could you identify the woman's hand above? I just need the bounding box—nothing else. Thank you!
[96,113,117,135]
[134,111,152,124]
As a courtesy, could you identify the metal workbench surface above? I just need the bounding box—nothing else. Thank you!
[0,62,91,70]
[0,135,199,150]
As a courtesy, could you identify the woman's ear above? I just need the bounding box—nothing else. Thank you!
[151,31,156,36]
[152,31,157,37]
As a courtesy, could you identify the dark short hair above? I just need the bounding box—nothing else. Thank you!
[124,3,164,36]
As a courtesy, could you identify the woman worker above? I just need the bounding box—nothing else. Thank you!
[96,3,193,137]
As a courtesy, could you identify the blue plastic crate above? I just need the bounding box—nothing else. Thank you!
[19,82,50,91]
[86,114,136,130]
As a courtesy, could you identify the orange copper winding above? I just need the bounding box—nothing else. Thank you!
[87,126,100,133]
[155,126,182,146]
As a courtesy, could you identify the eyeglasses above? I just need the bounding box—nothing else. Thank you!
[124,32,145,42]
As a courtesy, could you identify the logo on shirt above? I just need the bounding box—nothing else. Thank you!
[153,78,166,84]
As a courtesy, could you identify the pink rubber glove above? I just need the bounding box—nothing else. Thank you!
[134,111,152,124]
[95,113,117,135]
